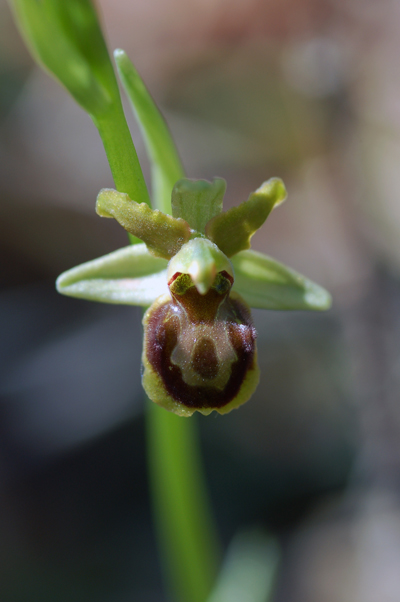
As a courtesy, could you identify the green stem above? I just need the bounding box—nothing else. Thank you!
[94,102,151,244]
[9,0,221,595]
[147,402,220,602]
[95,49,221,601]
[114,48,222,601]
[94,107,149,204]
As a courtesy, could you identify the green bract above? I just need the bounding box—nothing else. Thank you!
[8,0,151,210]
[8,0,116,115]
[114,49,184,213]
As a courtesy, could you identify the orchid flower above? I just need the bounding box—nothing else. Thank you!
[9,1,333,599]
[56,177,331,416]
[8,0,330,415]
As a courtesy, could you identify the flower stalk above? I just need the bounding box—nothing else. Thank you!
[147,404,220,602]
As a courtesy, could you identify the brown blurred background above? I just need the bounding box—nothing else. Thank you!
[1,0,400,600]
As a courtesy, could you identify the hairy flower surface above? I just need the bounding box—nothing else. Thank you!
[142,240,259,416]
[57,177,331,416]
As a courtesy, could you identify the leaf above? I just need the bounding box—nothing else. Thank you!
[9,0,119,116]
[231,250,332,311]
[56,243,169,305]
[9,1,151,210]
[172,178,226,234]
[96,188,192,259]
[114,49,185,213]
[205,178,286,257]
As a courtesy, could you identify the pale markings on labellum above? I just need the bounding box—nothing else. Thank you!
[171,314,238,390]
[142,270,258,413]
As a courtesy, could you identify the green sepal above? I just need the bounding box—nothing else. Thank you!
[56,243,168,306]
[114,49,184,214]
[172,178,226,234]
[231,250,332,311]
[96,189,192,259]
[8,0,119,117]
[205,178,287,257]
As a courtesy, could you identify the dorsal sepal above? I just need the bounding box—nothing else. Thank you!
[171,178,226,234]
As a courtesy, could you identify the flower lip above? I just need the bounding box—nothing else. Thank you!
[168,271,234,324]
[141,286,259,416]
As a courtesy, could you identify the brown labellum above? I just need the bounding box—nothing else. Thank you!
[142,270,259,416]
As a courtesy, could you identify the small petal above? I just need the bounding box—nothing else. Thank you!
[171,178,226,233]
[231,250,332,310]
[205,178,287,257]
[96,188,192,259]
[56,244,168,306]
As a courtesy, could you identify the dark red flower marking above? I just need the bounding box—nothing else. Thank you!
[142,271,258,412]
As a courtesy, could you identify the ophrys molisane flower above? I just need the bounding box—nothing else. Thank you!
[57,177,331,416]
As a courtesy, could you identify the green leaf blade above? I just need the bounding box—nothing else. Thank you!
[231,250,332,311]
[9,0,118,116]
[56,243,169,306]
[114,49,185,213]
[9,0,151,208]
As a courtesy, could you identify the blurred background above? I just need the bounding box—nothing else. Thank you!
[1,0,400,600]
